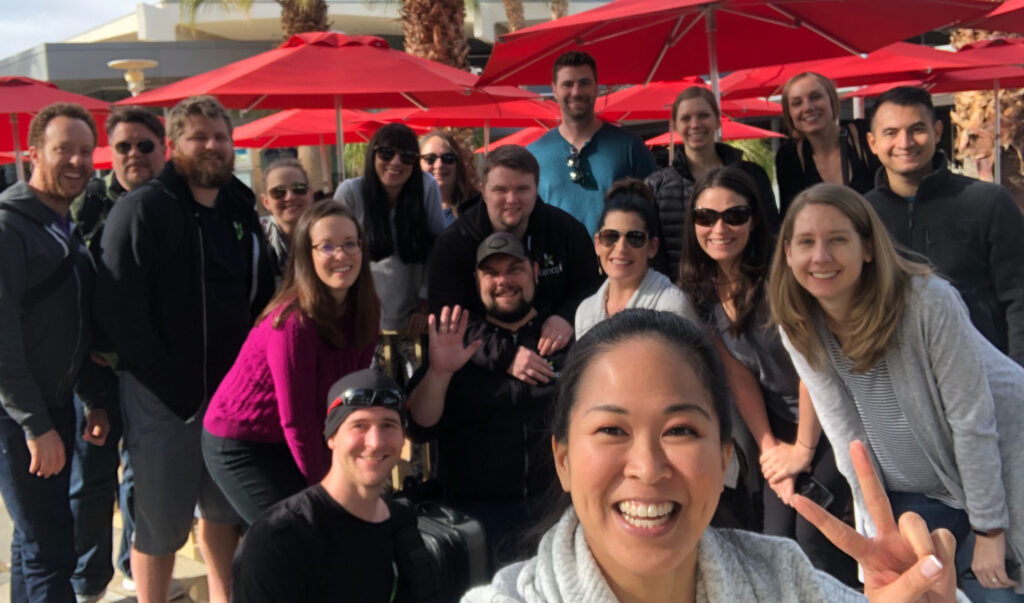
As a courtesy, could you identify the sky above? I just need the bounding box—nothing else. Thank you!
[0,0,143,61]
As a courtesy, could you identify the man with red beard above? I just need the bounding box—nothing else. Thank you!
[96,95,273,603]
[409,232,571,573]
[0,103,109,602]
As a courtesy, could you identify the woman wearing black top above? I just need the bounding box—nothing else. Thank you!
[775,72,879,216]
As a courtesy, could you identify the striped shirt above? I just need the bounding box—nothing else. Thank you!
[826,333,958,508]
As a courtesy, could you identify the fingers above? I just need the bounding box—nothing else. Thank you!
[849,440,898,535]
[873,554,946,602]
[898,512,936,561]
[793,493,869,561]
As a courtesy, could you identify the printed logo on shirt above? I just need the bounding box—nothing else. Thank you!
[234,221,244,241]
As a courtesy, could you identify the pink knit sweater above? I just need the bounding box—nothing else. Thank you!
[203,306,376,484]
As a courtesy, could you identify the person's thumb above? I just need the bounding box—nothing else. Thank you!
[875,554,945,602]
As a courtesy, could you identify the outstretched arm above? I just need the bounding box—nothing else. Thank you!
[407,306,482,429]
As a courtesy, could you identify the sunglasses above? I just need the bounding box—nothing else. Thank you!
[421,152,457,165]
[268,182,310,200]
[566,147,584,184]
[375,146,419,166]
[327,388,405,414]
[313,241,362,258]
[693,206,753,227]
[597,229,649,249]
[113,140,157,155]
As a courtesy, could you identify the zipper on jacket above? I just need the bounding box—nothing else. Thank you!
[46,225,83,395]
[195,213,209,411]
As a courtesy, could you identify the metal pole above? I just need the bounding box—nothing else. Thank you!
[705,7,721,142]
[318,134,331,193]
[852,96,865,120]
[11,115,24,182]
[994,79,1001,185]
[484,120,491,157]
[334,96,346,183]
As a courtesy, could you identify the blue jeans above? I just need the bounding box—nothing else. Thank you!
[68,391,133,595]
[0,406,77,602]
[888,491,1023,603]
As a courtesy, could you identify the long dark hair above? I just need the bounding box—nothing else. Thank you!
[361,123,435,264]
[678,166,773,337]
[258,201,380,349]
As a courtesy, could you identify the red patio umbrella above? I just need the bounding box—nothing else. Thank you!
[645,118,783,144]
[964,0,1024,33]
[1,76,110,181]
[474,127,548,154]
[477,0,994,104]
[719,42,998,99]
[232,109,393,148]
[121,32,533,179]
[595,80,782,122]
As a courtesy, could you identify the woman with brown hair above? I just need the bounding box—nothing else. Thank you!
[419,129,477,227]
[202,201,380,524]
[770,183,1024,602]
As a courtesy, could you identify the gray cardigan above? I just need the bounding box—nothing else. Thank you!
[464,507,876,602]
[574,269,699,338]
[780,275,1024,577]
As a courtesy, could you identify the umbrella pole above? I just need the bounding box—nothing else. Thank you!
[668,120,675,164]
[484,120,491,157]
[318,134,331,194]
[11,115,25,182]
[335,96,346,183]
[994,79,1001,186]
[705,7,722,143]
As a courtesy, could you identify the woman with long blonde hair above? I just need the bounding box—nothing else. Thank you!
[770,183,1024,602]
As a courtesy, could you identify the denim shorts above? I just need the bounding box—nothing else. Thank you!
[120,372,240,556]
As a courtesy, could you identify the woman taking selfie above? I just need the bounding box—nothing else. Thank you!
[419,129,477,227]
[678,167,855,584]
[775,72,879,216]
[464,309,961,602]
[769,184,1024,602]
[646,85,778,276]
[203,201,379,524]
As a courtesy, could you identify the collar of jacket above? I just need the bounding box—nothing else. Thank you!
[873,150,951,203]
[0,181,66,226]
[672,142,743,180]
[459,191,551,241]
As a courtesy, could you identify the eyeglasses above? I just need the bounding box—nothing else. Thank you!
[327,388,405,414]
[597,229,649,249]
[113,140,157,155]
[693,206,753,227]
[268,182,310,200]
[420,152,457,165]
[374,146,419,166]
[313,241,362,258]
[566,147,584,184]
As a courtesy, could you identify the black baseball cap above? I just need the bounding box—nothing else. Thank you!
[476,232,529,268]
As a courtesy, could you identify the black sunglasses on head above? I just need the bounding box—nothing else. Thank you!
[113,140,157,155]
[421,152,457,165]
[375,146,419,166]
[327,388,405,414]
[597,229,649,249]
[268,182,310,200]
[693,206,753,227]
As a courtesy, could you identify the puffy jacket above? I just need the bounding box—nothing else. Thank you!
[645,143,778,279]
[96,161,275,419]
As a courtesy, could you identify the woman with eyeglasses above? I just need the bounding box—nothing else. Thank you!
[770,184,1024,602]
[464,309,962,603]
[677,166,856,583]
[419,130,477,227]
[335,123,444,381]
[202,201,380,524]
[775,72,880,216]
[645,85,778,278]
[574,184,698,339]
[260,158,314,285]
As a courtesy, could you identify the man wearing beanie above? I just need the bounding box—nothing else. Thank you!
[232,369,437,602]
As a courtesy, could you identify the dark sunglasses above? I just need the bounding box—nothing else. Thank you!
[375,146,419,166]
[268,182,310,200]
[566,147,584,184]
[597,229,649,249]
[421,152,457,165]
[327,388,405,414]
[693,205,753,227]
[113,140,157,155]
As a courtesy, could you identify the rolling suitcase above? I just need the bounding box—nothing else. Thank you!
[414,502,488,602]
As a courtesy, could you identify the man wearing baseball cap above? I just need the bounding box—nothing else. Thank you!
[407,232,573,571]
[232,369,437,602]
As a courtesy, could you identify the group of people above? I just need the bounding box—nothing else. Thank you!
[0,45,1022,603]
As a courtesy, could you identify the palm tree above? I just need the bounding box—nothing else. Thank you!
[180,0,329,37]
[401,0,472,71]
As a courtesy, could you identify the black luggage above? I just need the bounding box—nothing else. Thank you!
[413,502,488,602]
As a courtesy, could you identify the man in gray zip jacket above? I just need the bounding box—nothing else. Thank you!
[96,95,273,603]
[0,103,110,602]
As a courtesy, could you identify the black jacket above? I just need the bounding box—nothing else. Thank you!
[96,161,274,419]
[427,195,600,371]
[646,143,778,279]
[865,153,1024,367]
[0,183,105,437]
[408,315,568,501]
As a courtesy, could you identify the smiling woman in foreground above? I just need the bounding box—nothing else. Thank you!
[463,309,962,602]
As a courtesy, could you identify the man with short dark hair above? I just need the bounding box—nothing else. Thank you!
[96,95,274,603]
[68,106,168,601]
[412,233,571,570]
[528,50,656,235]
[0,102,109,602]
[865,86,1024,367]
[427,145,599,383]
[232,369,438,603]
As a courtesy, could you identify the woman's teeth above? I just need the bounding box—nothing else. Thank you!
[811,271,837,279]
[617,501,677,528]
